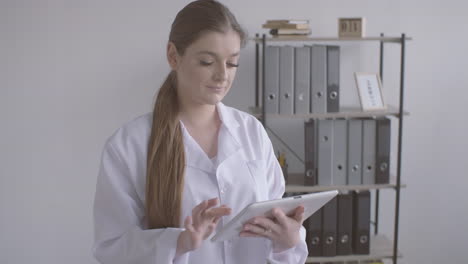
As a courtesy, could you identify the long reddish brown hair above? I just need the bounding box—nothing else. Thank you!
[146,0,247,229]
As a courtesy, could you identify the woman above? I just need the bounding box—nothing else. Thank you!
[93,0,308,263]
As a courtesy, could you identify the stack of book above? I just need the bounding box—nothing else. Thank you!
[262,19,311,37]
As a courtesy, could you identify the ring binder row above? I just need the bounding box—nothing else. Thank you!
[264,45,340,115]
[284,191,371,257]
[304,118,391,186]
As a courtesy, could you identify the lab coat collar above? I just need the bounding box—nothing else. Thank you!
[181,102,242,173]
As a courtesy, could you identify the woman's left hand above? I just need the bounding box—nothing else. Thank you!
[240,205,305,253]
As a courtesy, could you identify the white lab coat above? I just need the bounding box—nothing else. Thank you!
[93,102,308,264]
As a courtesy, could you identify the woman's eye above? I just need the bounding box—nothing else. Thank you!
[200,61,213,66]
[200,60,239,68]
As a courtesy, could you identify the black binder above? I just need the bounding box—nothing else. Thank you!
[321,196,337,256]
[376,118,391,184]
[337,193,353,255]
[305,209,322,256]
[304,119,317,186]
[352,190,371,255]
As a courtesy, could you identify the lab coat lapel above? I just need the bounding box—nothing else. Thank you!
[180,102,242,173]
[216,103,242,165]
[180,121,215,173]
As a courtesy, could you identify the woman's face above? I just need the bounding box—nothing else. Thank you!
[168,29,241,107]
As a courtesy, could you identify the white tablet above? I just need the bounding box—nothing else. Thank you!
[211,190,338,242]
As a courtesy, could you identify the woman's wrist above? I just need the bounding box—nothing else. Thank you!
[175,230,190,258]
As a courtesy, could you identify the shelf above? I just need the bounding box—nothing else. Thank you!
[249,105,409,119]
[250,36,412,43]
[285,173,406,193]
[305,234,402,263]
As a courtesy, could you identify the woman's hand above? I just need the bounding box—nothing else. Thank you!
[176,198,231,257]
[239,206,305,253]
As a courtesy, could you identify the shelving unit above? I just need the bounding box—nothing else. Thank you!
[252,33,410,264]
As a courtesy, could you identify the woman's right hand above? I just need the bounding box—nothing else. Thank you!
[176,198,231,257]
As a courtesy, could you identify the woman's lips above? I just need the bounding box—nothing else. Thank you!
[207,86,224,92]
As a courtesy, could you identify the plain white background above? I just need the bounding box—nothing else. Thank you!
[1,0,467,263]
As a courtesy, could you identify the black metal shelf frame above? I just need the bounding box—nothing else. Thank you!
[253,33,408,264]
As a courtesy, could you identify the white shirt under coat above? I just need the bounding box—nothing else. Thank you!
[93,102,308,263]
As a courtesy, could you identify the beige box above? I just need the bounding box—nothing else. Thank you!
[338,17,366,38]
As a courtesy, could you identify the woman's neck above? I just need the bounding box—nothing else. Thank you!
[179,102,220,129]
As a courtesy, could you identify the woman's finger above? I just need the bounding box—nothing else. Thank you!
[204,206,232,219]
[248,216,281,234]
[242,223,274,239]
[293,206,305,223]
[205,197,219,208]
[271,208,289,226]
[192,200,208,220]
[184,215,196,233]
[200,198,219,217]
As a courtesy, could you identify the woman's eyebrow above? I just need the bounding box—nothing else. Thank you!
[196,51,240,57]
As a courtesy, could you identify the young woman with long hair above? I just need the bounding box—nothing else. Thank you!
[93,1,308,263]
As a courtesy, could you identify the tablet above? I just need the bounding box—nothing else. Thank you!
[211,190,338,242]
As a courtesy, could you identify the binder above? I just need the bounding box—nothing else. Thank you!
[305,209,322,256]
[321,196,337,256]
[304,119,317,186]
[310,45,327,114]
[317,119,334,186]
[347,119,363,185]
[376,117,391,184]
[294,46,310,114]
[337,192,353,255]
[352,190,371,255]
[332,119,347,185]
[362,119,377,185]
[279,46,294,115]
[326,45,340,113]
[264,46,280,114]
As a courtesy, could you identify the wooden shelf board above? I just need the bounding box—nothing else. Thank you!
[249,105,409,119]
[250,36,412,43]
[285,173,406,192]
[306,234,402,263]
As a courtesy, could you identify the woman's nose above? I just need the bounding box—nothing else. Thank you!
[213,64,228,82]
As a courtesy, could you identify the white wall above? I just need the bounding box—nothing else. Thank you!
[1,0,467,263]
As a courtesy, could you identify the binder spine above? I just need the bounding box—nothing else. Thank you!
[376,117,391,184]
[279,46,294,115]
[304,119,317,186]
[264,46,280,114]
[310,45,327,114]
[327,45,340,113]
[294,47,310,114]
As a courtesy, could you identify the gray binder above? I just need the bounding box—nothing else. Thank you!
[279,46,294,115]
[310,45,327,114]
[326,45,340,113]
[318,119,334,186]
[332,119,347,185]
[376,117,391,184]
[362,119,377,185]
[304,119,317,186]
[347,119,363,185]
[265,46,280,114]
[294,47,310,114]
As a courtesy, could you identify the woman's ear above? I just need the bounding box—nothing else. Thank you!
[167,42,180,70]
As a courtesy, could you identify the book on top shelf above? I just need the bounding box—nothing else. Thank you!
[262,23,310,30]
[266,19,309,24]
[270,28,311,36]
